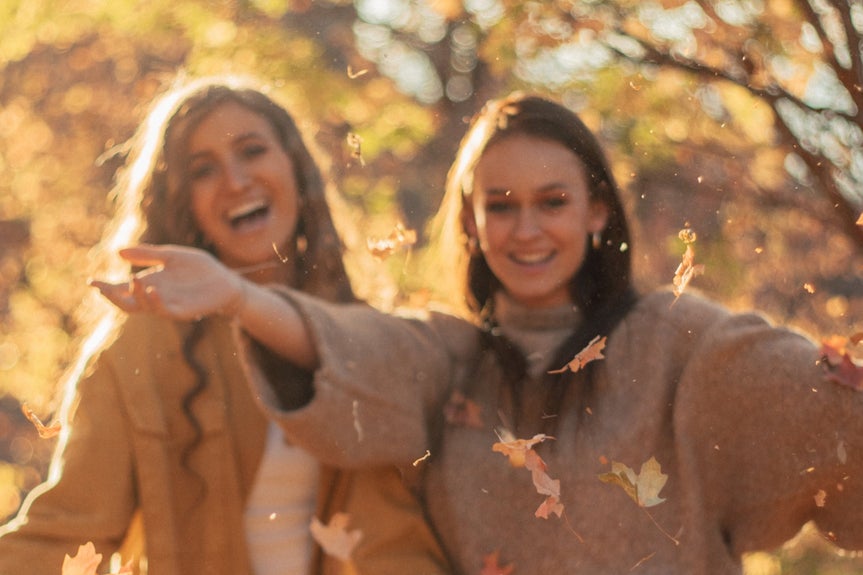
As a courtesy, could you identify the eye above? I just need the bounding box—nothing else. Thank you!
[485,200,515,214]
[189,162,215,181]
[541,193,568,210]
[242,142,268,159]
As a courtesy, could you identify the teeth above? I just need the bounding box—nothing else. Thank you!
[512,252,552,264]
[228,199,267,220]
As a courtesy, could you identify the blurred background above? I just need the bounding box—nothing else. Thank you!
[0,1,861,572]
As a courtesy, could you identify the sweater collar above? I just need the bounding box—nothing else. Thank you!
[493,292,581,332]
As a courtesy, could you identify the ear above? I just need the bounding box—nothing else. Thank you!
[588,200,609,235]
[461,204,478,239]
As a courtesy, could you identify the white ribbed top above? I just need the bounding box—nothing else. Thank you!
[244,421,320,575]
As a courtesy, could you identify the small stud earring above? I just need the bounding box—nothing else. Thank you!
[591,231,602,250]
[467,236,480,255]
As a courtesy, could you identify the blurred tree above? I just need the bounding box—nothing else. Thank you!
[0,2,861,572]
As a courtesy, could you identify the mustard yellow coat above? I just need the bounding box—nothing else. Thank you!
[0,314,448,575]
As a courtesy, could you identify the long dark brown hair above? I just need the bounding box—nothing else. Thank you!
[429,92,638,432]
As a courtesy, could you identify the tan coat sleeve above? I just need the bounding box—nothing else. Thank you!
[671,296,863,556]
[0,354,137,575]
[241,289,478,469]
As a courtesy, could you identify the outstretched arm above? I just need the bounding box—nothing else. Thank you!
[91,244,319,371]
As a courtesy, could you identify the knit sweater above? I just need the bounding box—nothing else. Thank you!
[242,287,863,575]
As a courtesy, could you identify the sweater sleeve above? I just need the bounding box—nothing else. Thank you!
[0,351,138,575]
[240,288,479,468]
[672,296,863,556]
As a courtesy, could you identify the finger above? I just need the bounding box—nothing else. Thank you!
[118,244,172,268]
[90,280,143,313]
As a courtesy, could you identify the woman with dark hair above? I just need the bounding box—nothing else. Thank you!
[96,92,863,574]
[0,74,449,575]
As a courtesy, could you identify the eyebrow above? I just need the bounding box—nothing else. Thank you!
[187,130,266,161]
[484,182,568,196]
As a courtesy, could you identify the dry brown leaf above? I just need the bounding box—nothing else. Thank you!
[672,227,705,300]
[548,335,607,374]
[366,223,417,260]
[21,404,61,439]
[310,513,363,561]
[493,431,564,519]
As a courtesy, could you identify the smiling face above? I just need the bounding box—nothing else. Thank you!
[185,101,299,270]
[466,133,608,309]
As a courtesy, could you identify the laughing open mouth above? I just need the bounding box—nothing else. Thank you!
[227,199,270,229]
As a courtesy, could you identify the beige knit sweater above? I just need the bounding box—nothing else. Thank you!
[242,288,863,575]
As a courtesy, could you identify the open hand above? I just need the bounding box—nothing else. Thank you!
[91,244,245,321]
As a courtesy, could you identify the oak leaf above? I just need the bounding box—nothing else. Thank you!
[22,404,61,439]
[310,513,363,561]
[548,335,606,374]
[599,456,668,508]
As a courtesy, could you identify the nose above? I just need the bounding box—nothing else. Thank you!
[223,159,250,194]
[513,207,541,240]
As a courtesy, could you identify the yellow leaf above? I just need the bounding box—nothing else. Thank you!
[598,456,668,508]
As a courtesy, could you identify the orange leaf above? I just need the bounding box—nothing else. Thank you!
[310,513,363,561]
[671,227,704,300]
[856,212,863,226]
[820,336,863,391]
[492,431,552,468]
[548,335,606,374]
[480,550,514,575]
[366,223,417,260]
[21,404,61,439]
[493,432,564,519]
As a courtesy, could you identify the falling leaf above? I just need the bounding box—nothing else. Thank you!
[857,212,863,226]
[443,390,484,428]
[366,224,417,260]
[814,489,827,507]
[599,457,668,508]
[548,335,607,374]
[21,404,61,439]
[819,335,863,391]
[671,227,705,301]
[346,132,365,166]
[492,431,552,469]
[310,513,363,561]
[493,432,564,519]
[480,550,514,575]
[61,542,132,575]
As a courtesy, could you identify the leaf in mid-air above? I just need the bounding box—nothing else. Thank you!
[548,335,607,374]
[599,456,668,508]
[310,513,363,561]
